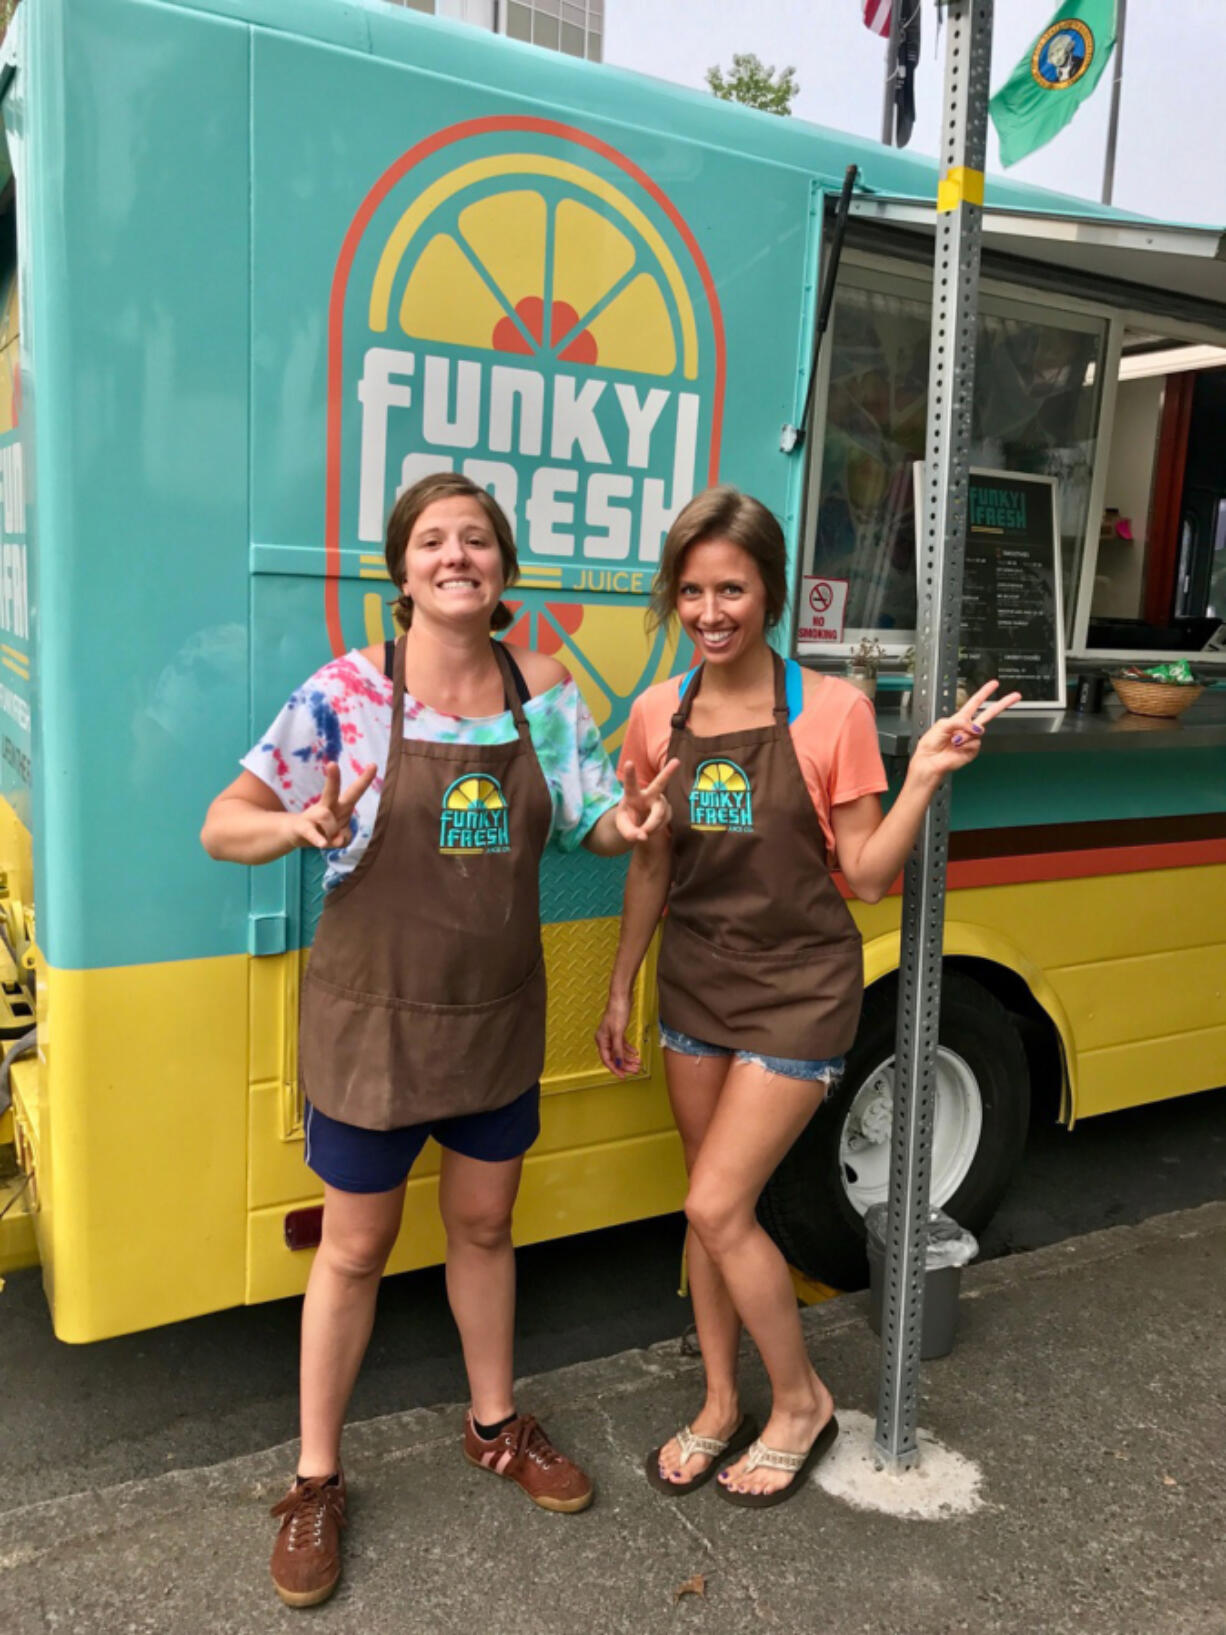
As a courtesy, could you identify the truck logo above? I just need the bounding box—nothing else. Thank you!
[326,116,725,672]
[690,759,754,834]
[439,774,511,854]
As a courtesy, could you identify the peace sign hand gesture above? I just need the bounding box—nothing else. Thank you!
[911,680,1021,783]
[613,758,680,845]
[290,761,378,851]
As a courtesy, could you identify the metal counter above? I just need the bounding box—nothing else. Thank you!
[875,689,1226,763]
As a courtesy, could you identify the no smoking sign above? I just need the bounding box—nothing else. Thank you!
[798,576,848,643]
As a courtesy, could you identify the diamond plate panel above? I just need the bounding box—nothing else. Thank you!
[541,916,648,1083]
[540,847,627,925]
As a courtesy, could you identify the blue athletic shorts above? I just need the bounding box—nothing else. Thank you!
[303,1084,541,1194]
[658,1023,844,1086]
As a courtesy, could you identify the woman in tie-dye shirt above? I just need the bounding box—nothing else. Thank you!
[203,473,675,1607]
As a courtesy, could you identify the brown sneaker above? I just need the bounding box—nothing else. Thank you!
[269,1472,348,1607]
[463,1412,593,1513]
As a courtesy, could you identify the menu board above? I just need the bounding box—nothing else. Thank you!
[914,466,1066,708]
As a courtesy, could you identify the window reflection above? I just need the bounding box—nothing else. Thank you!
[811,278,1105,641]
[813,285,928,634]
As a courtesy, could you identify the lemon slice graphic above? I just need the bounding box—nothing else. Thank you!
[371,155,698,378]
[445,775,506,812]
[694,761,748,794]
[691,760,750,832]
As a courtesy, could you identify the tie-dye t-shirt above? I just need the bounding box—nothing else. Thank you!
[242,651,621,893]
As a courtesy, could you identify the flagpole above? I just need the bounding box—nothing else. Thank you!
[1101,0,1128,204]
[881,2,902,145]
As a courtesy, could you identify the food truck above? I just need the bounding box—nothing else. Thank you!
[0,0,1223,1337]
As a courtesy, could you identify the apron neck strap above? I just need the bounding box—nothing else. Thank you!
[390,636,531,741]
[671,651,789,729]
[771,651,790,722]
[492,641,533,740]
[670,666,700,730]
[390,634,408,740]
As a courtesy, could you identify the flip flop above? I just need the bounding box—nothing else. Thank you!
[644,1413,759,1497]
[716,1414,840,1509]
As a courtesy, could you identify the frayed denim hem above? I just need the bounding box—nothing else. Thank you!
[659,1024,844,1085]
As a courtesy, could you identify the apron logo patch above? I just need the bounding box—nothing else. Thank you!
[440,773,511,854]
[690,759,753,833]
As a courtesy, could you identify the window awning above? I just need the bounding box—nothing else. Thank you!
[845,197,1226,327]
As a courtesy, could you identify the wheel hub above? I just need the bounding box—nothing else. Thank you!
[839,1048,984,1216]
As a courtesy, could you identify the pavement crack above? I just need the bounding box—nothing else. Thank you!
[665,1502,780,1628]
[586,1394,778,1626]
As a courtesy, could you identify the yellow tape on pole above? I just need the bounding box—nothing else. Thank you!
[937,166,985,214]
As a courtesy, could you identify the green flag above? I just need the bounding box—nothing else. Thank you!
[989,0,1117,168]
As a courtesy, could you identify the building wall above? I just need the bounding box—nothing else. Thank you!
[382,0,604,60]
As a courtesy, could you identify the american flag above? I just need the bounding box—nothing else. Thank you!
[863,0,892,38]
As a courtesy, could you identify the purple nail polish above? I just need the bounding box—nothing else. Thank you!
[971,723,984,736]
[952,733,965,746]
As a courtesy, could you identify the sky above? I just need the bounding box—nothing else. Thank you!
[602,0,1226,227]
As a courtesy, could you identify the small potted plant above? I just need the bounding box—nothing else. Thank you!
[844,637,884,702]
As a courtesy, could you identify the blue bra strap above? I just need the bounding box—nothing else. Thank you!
[784,658,804,725]
[679,658,804,724]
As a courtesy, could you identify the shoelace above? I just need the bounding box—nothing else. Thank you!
[507,1415,563,1469]
[270,1481,346,1552]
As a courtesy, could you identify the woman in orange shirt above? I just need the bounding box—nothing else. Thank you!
[597,486,1017,1509]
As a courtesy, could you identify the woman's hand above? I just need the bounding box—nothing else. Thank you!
[595,988,642,1079]
[291,762,378,850]
[833,681,1019,901]
[613,758,680,845]
[910,680,1021,785]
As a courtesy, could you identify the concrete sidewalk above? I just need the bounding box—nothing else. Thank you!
[3,1202,1225,1635]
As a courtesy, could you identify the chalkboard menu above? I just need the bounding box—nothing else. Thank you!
[915,466,1066,708]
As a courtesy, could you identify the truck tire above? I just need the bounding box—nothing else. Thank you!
[758,972,1030,1290]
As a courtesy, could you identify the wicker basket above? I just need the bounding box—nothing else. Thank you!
[1110,675,1204,718]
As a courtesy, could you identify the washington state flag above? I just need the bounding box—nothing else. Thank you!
[989,0,1117,168]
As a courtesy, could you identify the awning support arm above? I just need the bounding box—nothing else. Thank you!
[780,164,858,454]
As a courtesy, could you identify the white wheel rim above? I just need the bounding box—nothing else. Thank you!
[838,1048,984,1217]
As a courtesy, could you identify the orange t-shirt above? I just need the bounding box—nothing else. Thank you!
[619,669,888,862]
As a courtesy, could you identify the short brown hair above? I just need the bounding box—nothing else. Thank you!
[648,486,788,632]
[384,471,519,633]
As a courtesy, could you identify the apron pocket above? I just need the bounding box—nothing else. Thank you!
[663,915,860,975]
[658,918,863,1060]
[300,956,547,1129]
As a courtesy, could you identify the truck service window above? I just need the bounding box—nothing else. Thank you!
[809,272,1105,650]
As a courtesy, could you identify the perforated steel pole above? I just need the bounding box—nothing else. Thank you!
[874,0,993,1471]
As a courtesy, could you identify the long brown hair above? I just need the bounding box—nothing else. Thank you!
[384,471,519,632]
[648,485,788,632]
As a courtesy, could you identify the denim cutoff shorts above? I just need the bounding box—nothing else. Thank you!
[658,1023,844,1086]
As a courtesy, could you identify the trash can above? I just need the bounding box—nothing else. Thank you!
[863,1205,978,1361]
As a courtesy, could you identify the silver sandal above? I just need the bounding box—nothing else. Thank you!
[716,1415,840,1509]
[644,1413,759,1496]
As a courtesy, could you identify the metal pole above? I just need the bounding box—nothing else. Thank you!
[874,0,993,1472]
[880,1,903,146]
[1101,0,1128,206]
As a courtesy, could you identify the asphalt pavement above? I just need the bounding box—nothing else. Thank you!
[3,1082,1225,1516]
[4,1201,1225,1635]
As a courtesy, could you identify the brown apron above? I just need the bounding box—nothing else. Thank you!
[657,653,864,1061]
[299,638,552,1130]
